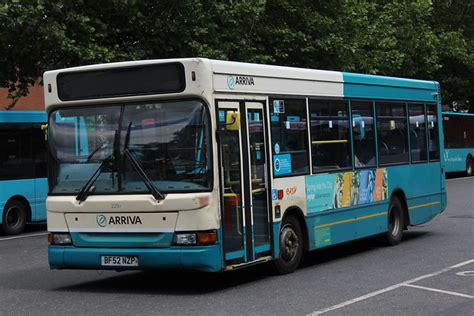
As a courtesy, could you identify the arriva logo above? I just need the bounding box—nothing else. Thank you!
[96,215,107,227]
[227,75,255,90]
[227,75,236,90]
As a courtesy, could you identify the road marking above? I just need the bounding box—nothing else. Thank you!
[0,232,48,241]
[446,177,473,182]
[456,271,474,277]
[309,259,474,315]
[403,284,474,299]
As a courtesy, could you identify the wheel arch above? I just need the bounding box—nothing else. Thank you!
[390,189,409,228]
[466,154,473,175]
[281,206,309,252]
[5,195,32,222]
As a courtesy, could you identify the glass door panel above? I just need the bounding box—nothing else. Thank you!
[217,103,245,260]
[246,106,270,250]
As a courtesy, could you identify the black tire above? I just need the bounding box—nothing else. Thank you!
[0,200,27,236]
[381,196,404,246]
[466,156,473,176]
[273,216,303,274]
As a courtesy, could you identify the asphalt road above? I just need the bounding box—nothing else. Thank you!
[0,177,473,315]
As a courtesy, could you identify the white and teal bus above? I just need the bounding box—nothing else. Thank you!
[442,112,474,176]
[45,58,446,273]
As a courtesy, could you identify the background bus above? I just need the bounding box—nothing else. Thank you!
[44,59,446,273]
[0,111,48,235]
[442,112,474,175]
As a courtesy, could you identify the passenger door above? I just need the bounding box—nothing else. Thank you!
[217,101,271,265]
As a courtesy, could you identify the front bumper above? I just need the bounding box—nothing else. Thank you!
[49,244,223,273]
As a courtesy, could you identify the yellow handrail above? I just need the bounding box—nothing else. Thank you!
[312,139,348,145]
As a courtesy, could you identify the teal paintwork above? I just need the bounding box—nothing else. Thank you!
[0,111,47,225]
[299,163,445,251]
[225,250,245,261]
[306,201,387,250]
[0,173,47,224]
[442,111,474,173]
[33,178,48,221]
[444,148,474,173]
[0,111,46,123]
[343,73,439,103]
[71,232,174,248]
[272,222,280,258]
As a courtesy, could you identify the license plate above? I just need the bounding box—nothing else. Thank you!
[101,255,139,267]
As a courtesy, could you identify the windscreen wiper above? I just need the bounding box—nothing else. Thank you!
[122,121,165,201]
[76,129,119,203]
[123,148,165,201]
[76,154,114,203]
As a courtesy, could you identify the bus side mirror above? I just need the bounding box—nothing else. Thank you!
[226,112,240,130]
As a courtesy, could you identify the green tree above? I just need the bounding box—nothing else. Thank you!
[432,0,473,112]
[0,0,472,111]
[0,0,269,106]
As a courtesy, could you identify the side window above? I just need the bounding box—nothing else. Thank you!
[270,98,309,176]
[427,104,440,161]
[0,124,34,180]
[442,115,462,149]
[351,101,376,168]
[408,104,428,162]
[376,102,409,165]
[309,99,351,172]
[0,126,17,180]
[465,116,474,148]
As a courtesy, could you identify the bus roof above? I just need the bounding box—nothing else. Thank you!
[0,110,47,123]
[43,58,439,109]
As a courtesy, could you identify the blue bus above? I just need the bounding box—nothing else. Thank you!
[0,111,48,235]
[442,112,474,176]
[44,59,446,273]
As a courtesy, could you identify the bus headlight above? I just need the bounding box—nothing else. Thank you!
[48,233,72,245]
[175,231,217,246]
[175,233,197,245]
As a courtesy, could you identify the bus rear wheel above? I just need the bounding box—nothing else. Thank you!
[1,200,27,236]
[466,156,473,176]
[273,215,303,274]
[381,196,404,246]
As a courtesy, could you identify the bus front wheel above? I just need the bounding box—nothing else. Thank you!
[381,196,404,246]
[466,156,473,176]
[1,200,27,236]
[273,215,303,274]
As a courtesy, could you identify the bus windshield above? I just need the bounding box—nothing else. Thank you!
[49,100,211,195]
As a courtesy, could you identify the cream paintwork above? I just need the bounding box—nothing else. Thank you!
[43,58,215,111]
[47,193,220,232]
[43,58,343,110]
[213,74,342,97]
[272,177,307,220]
[44,58,344,234]
[65,212,177,233]
[47,211,68,232]
[46,193,213,213]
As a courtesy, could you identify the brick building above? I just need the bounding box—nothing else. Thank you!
[0,84,45,111]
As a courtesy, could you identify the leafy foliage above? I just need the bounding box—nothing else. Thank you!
[0,0,472,111]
